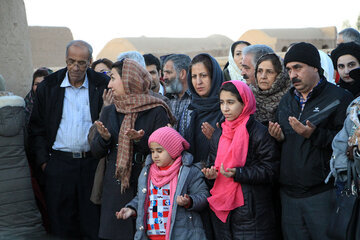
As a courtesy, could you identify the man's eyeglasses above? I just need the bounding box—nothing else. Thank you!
[66,59,88,68]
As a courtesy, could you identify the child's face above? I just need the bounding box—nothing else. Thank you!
[149,142,174,167]
[220,90,244,121]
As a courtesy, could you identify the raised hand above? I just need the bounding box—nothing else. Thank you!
[102,89,113,107]
[95,120,111,141]
[201,122,215,140]
[268,121,285,142]
[125,128,145,141]
[288,117,316,138]
[201,166,218,180]
[220,163,236,178]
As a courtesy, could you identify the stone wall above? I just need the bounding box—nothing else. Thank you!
[0,0,33,97]
[29,26,73,69]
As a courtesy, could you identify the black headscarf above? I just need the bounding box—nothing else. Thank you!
[185,53,224,165]
[331,42,360,97]
[24,67,53,125]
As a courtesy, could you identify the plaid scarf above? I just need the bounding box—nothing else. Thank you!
[113,59,173,193]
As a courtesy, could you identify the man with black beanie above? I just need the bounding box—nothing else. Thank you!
[268,42,353,240]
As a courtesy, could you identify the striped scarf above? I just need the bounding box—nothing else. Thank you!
[113,59,173,193]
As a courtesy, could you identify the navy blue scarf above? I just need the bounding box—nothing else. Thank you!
[185,53,224,165]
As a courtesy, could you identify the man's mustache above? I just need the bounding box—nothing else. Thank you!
[242,74,249,80]
[292,78,301,84]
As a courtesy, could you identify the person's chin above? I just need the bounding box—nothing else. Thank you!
[224,115,233,121]
[196,88,205,95]
[294,86,306,93]
[69,74,83,81]
[342,77,354,83]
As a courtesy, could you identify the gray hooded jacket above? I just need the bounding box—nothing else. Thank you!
[330,109,360,182]
[127,151,209,240]
[0,94,45,239]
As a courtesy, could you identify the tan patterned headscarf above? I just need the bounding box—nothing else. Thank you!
[113,59,174,192]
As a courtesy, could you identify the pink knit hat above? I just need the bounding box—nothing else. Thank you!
[148,127,190,159]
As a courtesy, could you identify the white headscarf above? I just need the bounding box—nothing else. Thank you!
[227,48,246,83]
[319,50,335,85]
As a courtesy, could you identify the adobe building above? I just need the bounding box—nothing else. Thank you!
[29,26,73,69]
[239,26,337,52]
[96,35,233,61]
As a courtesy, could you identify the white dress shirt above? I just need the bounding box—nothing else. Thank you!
[52,72,92,152]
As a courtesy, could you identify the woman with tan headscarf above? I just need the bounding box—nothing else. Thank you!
[251,53,291,127]
[91,59,173,240]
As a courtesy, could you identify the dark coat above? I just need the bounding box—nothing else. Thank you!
[185,53,224,165]
[209,116,280,239]
[277,80,353,198]
[29,68,109,167]
[90,105,170,240]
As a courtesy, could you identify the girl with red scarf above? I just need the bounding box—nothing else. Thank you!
[202,80,280,240]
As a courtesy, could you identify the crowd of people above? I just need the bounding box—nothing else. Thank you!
[1,27,360,240]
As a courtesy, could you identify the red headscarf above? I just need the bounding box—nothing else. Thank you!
[208,80,256,222]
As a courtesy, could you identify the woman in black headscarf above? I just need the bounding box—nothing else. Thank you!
[331,42,360,97]
[183,53,224,240]
[185,53,224,166]
[24,67,52,125]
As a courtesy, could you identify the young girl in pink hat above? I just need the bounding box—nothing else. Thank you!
[116,127,208,240]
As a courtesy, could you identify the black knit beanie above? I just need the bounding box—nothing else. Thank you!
[330,42,360,69]
[284,42,322,73]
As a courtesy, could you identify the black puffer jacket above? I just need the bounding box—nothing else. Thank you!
[276,80,353,198]
[208,115,280,239]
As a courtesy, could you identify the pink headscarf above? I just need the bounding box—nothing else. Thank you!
[208,80,256,222]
